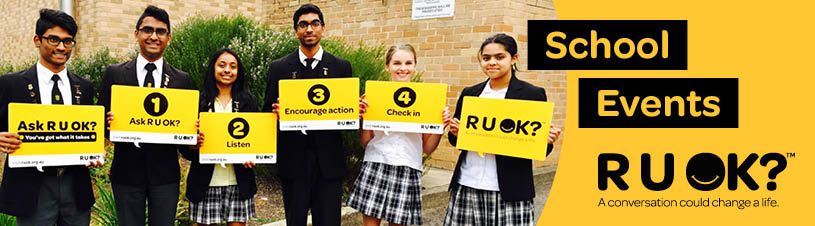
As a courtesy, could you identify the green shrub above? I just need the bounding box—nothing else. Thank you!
[0,213,16,225]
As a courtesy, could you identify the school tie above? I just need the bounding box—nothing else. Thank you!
[51,74,63,105]
[144,63,157,88]
[305,58,316,70]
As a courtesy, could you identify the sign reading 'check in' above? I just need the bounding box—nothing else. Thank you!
[199,112,277,164]
[363,81,447,134]
[456,97,554,161]
[8,103,105,168]
[109,85,199,145]
[279,78,359,132]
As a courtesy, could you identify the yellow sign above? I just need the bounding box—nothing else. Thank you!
[278,78,359,132]
[456,97,554,161]
[109,85,199,145]
[363,81,447,134]
[8,103,105,168]
[199,112,277,164]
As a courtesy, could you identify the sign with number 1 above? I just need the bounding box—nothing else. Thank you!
[109,85,199,145]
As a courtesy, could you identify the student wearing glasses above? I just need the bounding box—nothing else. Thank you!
[262,3,353,226]
[97,5,196,226]
[0,8,103,226]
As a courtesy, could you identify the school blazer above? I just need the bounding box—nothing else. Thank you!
[97,59,196,186]
[447,75,555,202]
[261,50,353,180]
[0,65,96,216]
[185,92,258,203]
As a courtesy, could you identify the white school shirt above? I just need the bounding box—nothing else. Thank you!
[298,46,324,69]
[135,54,163,88]
[457,81,507,191]
[36,62,71,105]
[363,131,424,171]
[208,97,238,186]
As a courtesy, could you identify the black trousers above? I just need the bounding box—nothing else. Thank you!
[112,183,179,226]
[280,155,343,226]
[15,175,91,226]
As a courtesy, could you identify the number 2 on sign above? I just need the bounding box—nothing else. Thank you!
[232,121,245,136]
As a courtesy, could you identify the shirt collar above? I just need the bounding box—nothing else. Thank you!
[36,61,68,85]
[298,45,324,67]
[136,53,164,73]
[483,80,508,94]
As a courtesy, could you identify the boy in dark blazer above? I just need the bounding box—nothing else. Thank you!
[0,9,101,226]
[262,3,353,226]
[96,5,195,226]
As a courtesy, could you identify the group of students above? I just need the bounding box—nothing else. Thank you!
[0,3,561,226]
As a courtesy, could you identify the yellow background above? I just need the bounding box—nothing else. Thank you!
[278,78,359,121]
[457,97,554,161]
[109,85,198,134]
[8,103,104,155]
[199,112,277,155]
[363,81,447,124]
[540,0,814,225]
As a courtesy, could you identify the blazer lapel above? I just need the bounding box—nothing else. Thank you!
[67,72,83,105]
[123,60,139,86]
[503,75,524,100]
[161,63,172,88]
[22,65,41,104]
[286,51,301,79]
[317,52,335,77]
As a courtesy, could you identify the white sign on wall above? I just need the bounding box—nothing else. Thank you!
[412,0,455,20]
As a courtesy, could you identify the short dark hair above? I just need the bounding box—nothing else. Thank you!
[136,5,171,34]
[36,9,77,37]
[292,3,324,30]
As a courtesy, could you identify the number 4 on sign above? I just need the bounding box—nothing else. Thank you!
[398,91,412,105]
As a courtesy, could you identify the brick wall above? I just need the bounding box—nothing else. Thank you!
[0,0,565,170]
[0,0,60,64]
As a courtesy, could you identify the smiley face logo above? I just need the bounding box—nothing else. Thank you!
[499,119,515,133]
[686,153,725,191]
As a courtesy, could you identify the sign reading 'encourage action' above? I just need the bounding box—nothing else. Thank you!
[279,78,359,132]
[8,103,105,168]
[456,97,554,161]
[109,85,199,145]
[199,112,277,164]
[363,81,447,134]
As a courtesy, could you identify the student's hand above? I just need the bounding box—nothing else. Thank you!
[194,132,205,150]
[0,132,21,154]
[86,159,104,168]
[449,118,460,136]
[359,94,368,119]
[243,161,256,168]
[106,112,114,130]
[548,124,562,144]
[272,98,280,119]
[442,107,452,127]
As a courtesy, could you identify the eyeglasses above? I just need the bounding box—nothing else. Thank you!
[138,26,169,37]
[39,35,76,48]
[297,20,323,30]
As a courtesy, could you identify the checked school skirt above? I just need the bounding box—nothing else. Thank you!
[189,185,255,224]
[347,161,424,225]
[443,185,535,226]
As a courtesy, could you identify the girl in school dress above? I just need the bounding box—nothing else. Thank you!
[188,48,258,226]
[443,33,562,226]
[348,44,453,226]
